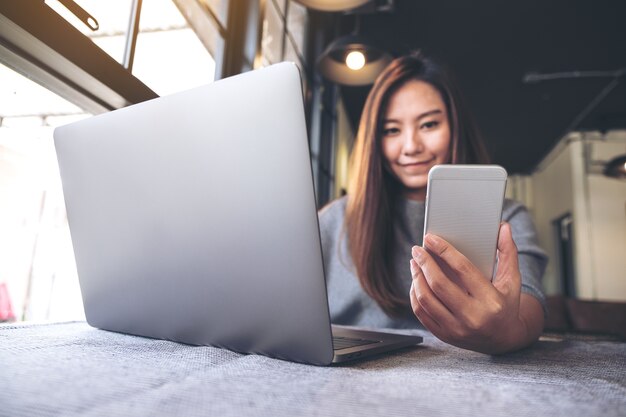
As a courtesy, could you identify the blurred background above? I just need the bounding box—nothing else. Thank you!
[0,0,624,325]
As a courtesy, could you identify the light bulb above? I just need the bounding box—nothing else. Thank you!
[345,51,365,70]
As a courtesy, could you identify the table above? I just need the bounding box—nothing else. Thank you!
[1,322,624,417]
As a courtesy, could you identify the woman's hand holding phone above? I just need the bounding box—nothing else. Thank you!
[409,222,544,354]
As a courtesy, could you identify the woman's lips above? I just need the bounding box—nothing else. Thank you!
[400,158,434,167]
[398,159,435,173]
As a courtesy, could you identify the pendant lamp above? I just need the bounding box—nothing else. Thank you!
[292,0,371,12]
[316,34,392,86]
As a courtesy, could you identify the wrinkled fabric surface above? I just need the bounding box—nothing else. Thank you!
[1,322,624,417]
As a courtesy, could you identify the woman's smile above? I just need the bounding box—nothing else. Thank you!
[381,79,451,200]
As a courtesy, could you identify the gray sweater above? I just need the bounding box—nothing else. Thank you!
[318,196,548,329]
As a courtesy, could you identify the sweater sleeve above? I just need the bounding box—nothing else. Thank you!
[502,199,548,316]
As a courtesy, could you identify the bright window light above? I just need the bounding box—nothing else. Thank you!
[1,0,216,323]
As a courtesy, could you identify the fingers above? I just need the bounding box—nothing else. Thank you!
[412,246,467,313]
[410,259,457,327]
[409,279,443,332]
[492,222,522,301]
[410,260,464,347]
[422,234,493,295]
[496,222,519,271]
[410,225,527,353]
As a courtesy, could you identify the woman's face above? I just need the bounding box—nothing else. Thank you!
[381,79,451,201]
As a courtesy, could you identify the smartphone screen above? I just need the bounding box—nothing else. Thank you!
[423,165,507,280]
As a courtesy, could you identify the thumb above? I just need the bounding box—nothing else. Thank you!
[493,222,521,299]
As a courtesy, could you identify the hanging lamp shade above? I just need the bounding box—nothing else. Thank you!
[292,0,371,12]
[603,154,626,179]
[316,35,392,86]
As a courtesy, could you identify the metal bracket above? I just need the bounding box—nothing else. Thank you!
[56,0,99,31]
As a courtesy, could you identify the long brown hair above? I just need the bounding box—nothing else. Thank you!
[345,51,490,316]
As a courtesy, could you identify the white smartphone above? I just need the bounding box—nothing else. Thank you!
[423,165,508,280]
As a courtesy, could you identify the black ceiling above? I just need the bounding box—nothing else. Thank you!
[321,0,626,174]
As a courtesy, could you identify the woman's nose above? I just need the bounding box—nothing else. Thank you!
[402,130,423,155]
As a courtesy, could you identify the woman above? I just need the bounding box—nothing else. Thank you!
[318,52,547,354]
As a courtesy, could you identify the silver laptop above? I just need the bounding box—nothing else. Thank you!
[53,62,422,365]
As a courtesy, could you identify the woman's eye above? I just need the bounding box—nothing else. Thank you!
[382,127,400,136]
[421,121,439,130]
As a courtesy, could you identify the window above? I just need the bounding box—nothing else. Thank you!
[261,0,308,91]
[273,0,287,16]
[0,0,222,322]
[44,0,217,97]
[0,63,88,321]
[0,0,313,322]
[133,0,216,95]
[44,0,133,65]
[261,0,285,66]
[286,1,307,62]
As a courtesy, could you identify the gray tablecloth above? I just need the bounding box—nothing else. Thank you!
[1,322,624,417]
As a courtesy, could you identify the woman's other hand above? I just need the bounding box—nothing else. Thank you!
[409,222,544,354]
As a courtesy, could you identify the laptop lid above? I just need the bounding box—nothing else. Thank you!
[54,63,335,365]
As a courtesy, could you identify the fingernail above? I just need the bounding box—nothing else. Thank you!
[425,234,439,247]
[409,259,416,275]
[412,246,424,261]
